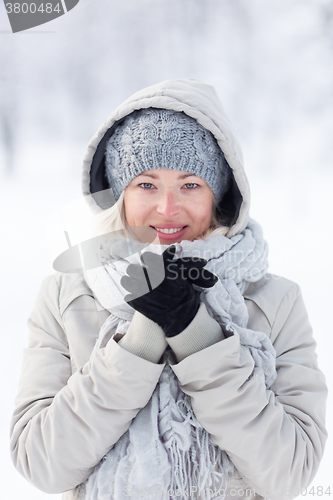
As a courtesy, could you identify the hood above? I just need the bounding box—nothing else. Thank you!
[82,79,250,238]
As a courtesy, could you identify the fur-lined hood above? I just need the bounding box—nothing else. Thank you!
[81,79,250,237]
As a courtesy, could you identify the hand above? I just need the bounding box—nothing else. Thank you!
[120,246,218,337]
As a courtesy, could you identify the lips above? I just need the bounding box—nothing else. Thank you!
[152,226,186,234]
[150,225,188,240]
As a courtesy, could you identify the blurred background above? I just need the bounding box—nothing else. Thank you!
[1,0,332,498]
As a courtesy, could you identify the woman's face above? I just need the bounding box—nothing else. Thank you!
[123,169,214,244]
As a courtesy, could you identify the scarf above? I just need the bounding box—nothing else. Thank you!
[81,218,276,500]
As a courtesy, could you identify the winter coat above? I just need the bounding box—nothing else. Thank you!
[10,272,327,500]
[10,79,327,500]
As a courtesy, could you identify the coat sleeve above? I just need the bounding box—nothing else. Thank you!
[170,283,328,500]
[10,275,165,494]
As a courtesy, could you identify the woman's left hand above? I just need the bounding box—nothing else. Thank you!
[121,246,218,337]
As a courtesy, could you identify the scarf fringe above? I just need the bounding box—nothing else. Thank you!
[84,219,275,499]
[158,367,233,500]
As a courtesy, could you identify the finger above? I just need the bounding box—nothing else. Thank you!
[177,258,208,273]
[126,263,148,282]
[179,257,207,265]
[186,269,219,288]
[175,258,209,283]
[140,252,165,289]
[124,293,141,304]
[140,252,163,271]
[162,245,176,263]
[121,275,150,296]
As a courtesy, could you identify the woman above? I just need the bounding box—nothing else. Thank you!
[10,79,327,500]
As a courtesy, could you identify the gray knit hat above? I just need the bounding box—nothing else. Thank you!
[104,108,231,202]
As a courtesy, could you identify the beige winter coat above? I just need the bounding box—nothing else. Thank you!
[10,271,327,500]
[10,79,328,499]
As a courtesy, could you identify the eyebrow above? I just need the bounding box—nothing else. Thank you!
[137,172,196,179]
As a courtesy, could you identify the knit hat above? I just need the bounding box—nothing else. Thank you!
[104,108,231,202]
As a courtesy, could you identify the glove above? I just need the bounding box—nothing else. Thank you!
[120,246,218,337]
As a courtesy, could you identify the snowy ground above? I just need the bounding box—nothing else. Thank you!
[1,164,332,499]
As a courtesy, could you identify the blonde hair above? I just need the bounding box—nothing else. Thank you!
[93,191,229,239]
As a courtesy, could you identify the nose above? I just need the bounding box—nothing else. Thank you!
[156,190,182,218]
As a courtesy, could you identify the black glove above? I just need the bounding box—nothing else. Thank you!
[121,246,218,337]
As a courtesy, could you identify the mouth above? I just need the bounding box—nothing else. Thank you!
[150,225,188,240]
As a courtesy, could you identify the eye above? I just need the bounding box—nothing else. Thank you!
[184,183,199,189]
[139,182,155,189]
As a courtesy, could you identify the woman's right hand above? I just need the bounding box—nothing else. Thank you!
[121,246,218,337]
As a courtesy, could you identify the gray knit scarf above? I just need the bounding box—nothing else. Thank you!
[82,218,276,500]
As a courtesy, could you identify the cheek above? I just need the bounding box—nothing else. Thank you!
[124,192,151,226]
[124,191,136,225]
[196,198,213,227]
